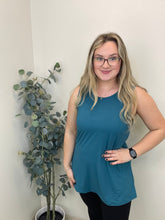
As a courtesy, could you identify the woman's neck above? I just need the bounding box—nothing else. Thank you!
[97,80,119,97]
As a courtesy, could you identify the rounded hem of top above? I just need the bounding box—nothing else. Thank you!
[76,188,137,206]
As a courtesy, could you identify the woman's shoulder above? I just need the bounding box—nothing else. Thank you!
[134,86,156,112]
[134,86,147,96]
[69,86,80,103]
[71,86,80,97]
[135,86,156,100]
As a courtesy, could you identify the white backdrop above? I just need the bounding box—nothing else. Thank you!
[33,0,165,219]
[0,0,40,220]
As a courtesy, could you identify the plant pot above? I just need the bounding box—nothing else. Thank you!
[35,205,65,220]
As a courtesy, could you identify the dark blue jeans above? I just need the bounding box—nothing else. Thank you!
[80,192,131,220]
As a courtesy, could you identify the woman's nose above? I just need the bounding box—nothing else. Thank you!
[102,59,111,67]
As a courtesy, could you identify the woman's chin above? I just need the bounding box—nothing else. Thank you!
[97,75,114,82]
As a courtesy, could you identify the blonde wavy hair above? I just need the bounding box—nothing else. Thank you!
[76,32,143,127]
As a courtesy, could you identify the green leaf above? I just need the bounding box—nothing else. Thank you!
[39,141,50,149]
[20,80,27,88]
[36,178,43,185]
[33,166,44,176]
[48,69,53,75]
[60,174,67,178]
[18,69,25,75]
[37,168,44,176]
[23,158,33,168]
[63,110,67,116]
[42,128,48,135]
[48,133,53,140]
[30,100,36,106]
[63,184,68,191]
[62,190,65,196]
[40,121,48,127]
[34,157,42,165]
[31,113,38,120]
[13,84,20,91]
[36,98,43,104]
[36,188,42,196]
[59,178,65,183]
[46,78,51,84]
[56,112,61,117]
[51,149,57,155]
[52,118,58,124]
[37,184,49,197]
[48,141,53,147]
[54,62,61,72]
[42,190,48,197]
[15,114,21,117]
[24,121,29,128]
[54,134,59,139]
[39,117,46,123]
[32,120,39,127]
[28,93,35,100]
[68,181,71,188]
[54,62,60,69]
[23,103,33,115]
[32,149,39,155]
[56,68,61,73]
[27,71,33,77]
[29,126,36,133]
[27,80,33,86]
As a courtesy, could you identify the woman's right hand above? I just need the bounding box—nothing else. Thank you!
[65,167,76,188]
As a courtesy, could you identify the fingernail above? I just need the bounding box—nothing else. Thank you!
[105,158,108,161]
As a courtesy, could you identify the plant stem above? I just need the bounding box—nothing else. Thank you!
[55,183,64,201]
[46,168,51,220]
[52,162,55,220]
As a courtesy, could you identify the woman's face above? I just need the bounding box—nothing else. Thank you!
[93,41,121,83]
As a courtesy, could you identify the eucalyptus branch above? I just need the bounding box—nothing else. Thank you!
[55,183,65,202]
[14,63,69,220]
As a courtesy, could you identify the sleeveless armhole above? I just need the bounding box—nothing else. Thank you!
[77,86,85,106]
[74,86,81,109]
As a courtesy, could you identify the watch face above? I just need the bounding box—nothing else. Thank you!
[131,150,136,157]
[129,148,137,159]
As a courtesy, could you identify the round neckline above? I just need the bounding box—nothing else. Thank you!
[98,91,118,99]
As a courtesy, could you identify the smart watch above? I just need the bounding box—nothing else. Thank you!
[129,147,137,159]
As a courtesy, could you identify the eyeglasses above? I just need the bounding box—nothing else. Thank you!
[93,56,121,67]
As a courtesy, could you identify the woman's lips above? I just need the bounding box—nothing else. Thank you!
[101,70,111,74]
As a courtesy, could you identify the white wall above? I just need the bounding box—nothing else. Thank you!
[0,0,40,219]
[31,0,164,219]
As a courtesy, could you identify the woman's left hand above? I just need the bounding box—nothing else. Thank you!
[102,148,133,165]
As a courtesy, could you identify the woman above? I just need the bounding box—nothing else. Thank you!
[63,32,165,220]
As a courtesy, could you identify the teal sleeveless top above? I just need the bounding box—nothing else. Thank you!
[72,92,137,206]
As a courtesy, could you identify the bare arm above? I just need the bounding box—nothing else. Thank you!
[131,87,165,156]
[103,87,165,165]
[63,86,79,186]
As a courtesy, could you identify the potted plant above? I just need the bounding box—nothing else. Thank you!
[13,63,71,220]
